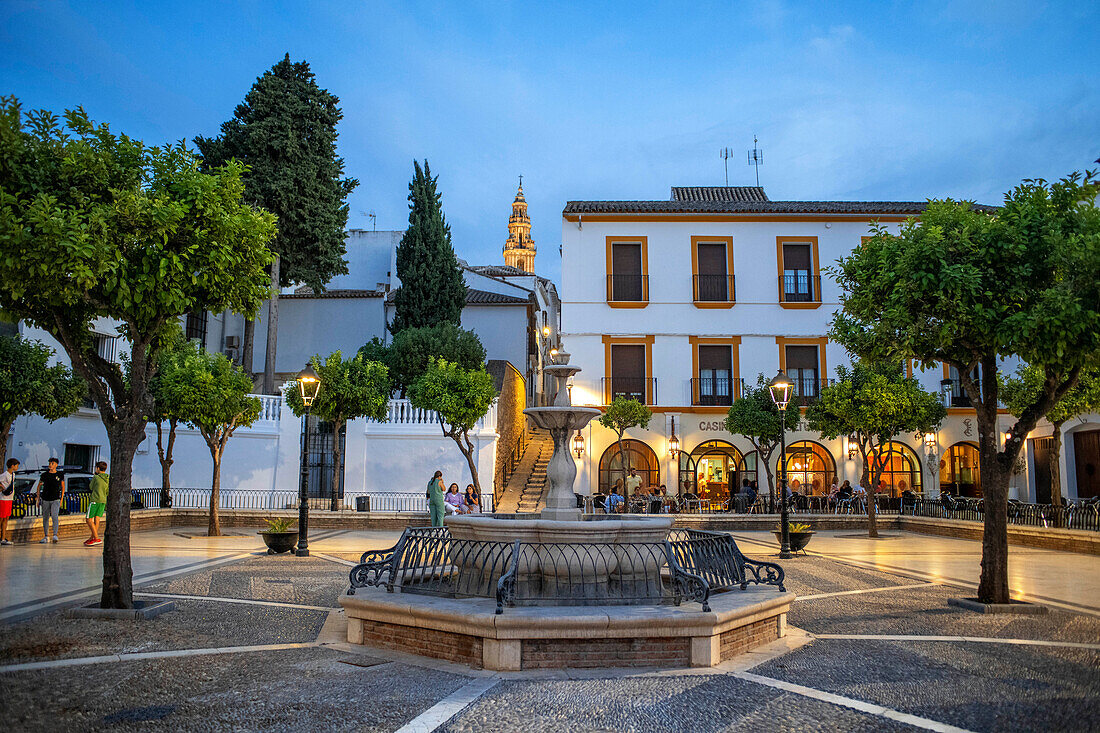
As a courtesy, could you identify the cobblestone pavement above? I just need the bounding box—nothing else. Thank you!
[1,541,1097,732]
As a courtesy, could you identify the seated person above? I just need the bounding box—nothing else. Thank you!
[733,478,753,513]
[838,480,853,500]
[444,483,468,515]
[606,488,625,514]
[464,483,481,513]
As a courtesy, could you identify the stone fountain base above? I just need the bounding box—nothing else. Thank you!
[339,583,793,670]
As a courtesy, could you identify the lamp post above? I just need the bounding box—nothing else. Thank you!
[296,363,321,557]
[768,369,794,559]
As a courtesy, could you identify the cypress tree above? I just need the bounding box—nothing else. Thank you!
[391,160,467,334]
[195,54,357,393]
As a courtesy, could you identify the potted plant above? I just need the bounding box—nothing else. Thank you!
[773,522,814,553]
[259,517,299,555]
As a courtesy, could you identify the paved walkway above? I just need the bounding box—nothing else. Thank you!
[0,527,403,622]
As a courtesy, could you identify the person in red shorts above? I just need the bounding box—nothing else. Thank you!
[0,458,18,545]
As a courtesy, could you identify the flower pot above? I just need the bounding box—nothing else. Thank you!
[260,531,299,555]
[773,530,814,553]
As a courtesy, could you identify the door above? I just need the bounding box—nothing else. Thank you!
[610,344,646,403]
[696,242,728,301]
[303,416,346,502]
[611,243,643,301]
[1030,437,1053,504]
[1074,430,1100,499]
[698,345,732,405]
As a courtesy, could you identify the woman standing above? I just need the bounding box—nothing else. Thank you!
[427,470,446,527]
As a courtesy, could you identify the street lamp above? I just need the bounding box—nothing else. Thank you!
[572,431,585,459]
[296,363,321,557]
[768,369,794,559]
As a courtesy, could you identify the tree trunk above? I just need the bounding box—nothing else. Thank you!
[971,359,1011,604]
[616,434,630,473]
[1049,420,1065,527]
[156,418,177,508]
[263,256,280,395]
[759,443,776,510]
[241,317,255,376]
[0,418,10,466]
[330,418,344,511]
[454,431,481,493]
[862,444,885,539]
[208,447,222,537]
[101,421,143,609]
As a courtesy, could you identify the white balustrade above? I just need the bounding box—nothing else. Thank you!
[250,394,283,423]
[367,398,498,433]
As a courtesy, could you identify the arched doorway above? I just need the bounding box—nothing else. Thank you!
[598,439,659,494]
[777,441,836,496]
[941,442,981,497]
[871,441,922,496]
[677,440,754,502]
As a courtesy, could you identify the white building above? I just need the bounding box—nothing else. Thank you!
[560,186,1100,504]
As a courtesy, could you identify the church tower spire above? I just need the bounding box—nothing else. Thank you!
[503,177,535,273]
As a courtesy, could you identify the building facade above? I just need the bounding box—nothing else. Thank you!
[560,186,1100,504]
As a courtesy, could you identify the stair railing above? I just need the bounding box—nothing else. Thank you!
[497,428,528,509]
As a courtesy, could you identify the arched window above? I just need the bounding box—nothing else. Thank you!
[777,441,836,495]
[676,440,753,502]
[598,439,660,494]
[871,441,922,496]
[941,442,981,497]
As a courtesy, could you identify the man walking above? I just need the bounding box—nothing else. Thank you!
[36,458,65,543]
[0,458,17,545]
[84,461,108,546]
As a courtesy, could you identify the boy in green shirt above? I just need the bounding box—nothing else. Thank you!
[84,461,108,546]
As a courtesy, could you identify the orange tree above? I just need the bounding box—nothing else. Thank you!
[0,98,274,607]
[831,172,1100,603]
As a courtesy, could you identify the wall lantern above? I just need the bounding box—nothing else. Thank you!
[542,326,551,337]
[768,369,794,411]
[846,434,858,460]
[549,348,559,360]
[572,431,585,459]
[297,363,321,407]
[924,432,937,455]
[668,416,680,459]
[1003,428,1014,448]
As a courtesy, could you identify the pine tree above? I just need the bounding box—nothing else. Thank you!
[195,54,357,393]
[391,160,467,334]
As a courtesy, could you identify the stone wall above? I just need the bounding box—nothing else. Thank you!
[489,360,528,505]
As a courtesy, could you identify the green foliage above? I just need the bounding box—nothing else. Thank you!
[0,334,85,440]
[262,516,295,533]
[409,358,496,434]
[164,347,261,445]
[390,160,467,334]
[999,363,1100,427]
[194,54,357,291]
[598,397,653,439]
[806,360,945,448]
[357,337,392,371]
[146,325,191,425]
[284,350,391,424]
[724,375,801,451]
[775,522,811,533]
[388,323,485,393]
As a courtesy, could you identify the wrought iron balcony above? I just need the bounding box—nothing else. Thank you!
[690,377,735,406]
[778,274,821,304]
[602,377,657,404]
[606,274,648,303]
[692,274,736,303]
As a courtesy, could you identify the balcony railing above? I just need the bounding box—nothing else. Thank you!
[693,274,736,303]
[606,274,648,303]
[941,378,973,408]
[778,274,821,304]
[691,377,735,406]
[602,377,657,404]
[740,377,833,406]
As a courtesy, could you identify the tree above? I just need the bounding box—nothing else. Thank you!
[724,376,801,499]
[357,337,392,373]
[195,54,358,394]
[387,323,485,394]
[285,351,391,510]
[166,347,261,536]
[1000,363,1100,514]
[805,361,945,537]
[0,334,85,465]
[146,327,192,506]
[0,98,275,607]
[390,161,467,334]
[830,172,1100,603]
[598,397,653,476]
[408,358,496,493]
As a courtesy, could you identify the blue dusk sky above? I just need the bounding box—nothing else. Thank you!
[2,1,1097,285]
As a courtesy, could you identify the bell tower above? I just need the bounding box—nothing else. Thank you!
[503,177,536,273]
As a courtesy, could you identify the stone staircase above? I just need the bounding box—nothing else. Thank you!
[498,427,553,513]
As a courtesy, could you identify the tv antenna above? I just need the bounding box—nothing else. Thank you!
[719,148,734,186]
[360,211,376,231]
[747,135,763,186]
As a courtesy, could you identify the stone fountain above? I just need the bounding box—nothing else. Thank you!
[446,355,672,543]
